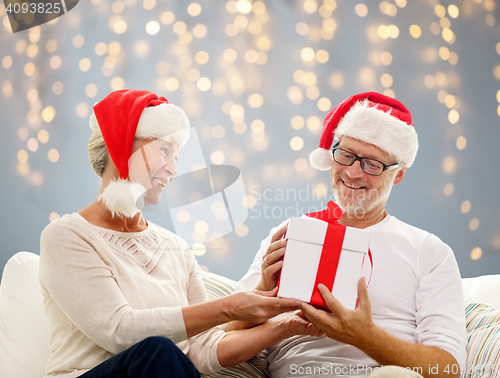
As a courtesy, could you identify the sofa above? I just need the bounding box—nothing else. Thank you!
[0,251,499,378]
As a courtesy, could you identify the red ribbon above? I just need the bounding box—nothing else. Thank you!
[306,201,345,308]
[305,201,345,224]
[309,223,345,308]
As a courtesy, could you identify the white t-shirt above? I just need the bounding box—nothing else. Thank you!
[39,213,225,377]
[236,214,467,378]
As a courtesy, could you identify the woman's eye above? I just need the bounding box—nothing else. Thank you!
[160,148,168,155]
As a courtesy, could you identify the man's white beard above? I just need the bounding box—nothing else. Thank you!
[332,178,393,218]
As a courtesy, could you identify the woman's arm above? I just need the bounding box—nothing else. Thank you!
[217,311,322,367]
[182,288,301,337]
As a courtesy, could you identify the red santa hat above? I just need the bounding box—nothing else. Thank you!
[89,89,190,218]
[309,92,418,171]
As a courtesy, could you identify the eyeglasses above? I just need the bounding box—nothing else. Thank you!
[332,146,401,176]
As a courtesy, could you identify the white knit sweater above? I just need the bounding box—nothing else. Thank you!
[39,213,224,377]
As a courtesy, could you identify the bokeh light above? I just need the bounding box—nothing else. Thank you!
[461,200,471,214]
[210,151,225,165]
[48,149,60,162]
[1,0,498,282]
[470,247,482,260]
[290,137,304,151]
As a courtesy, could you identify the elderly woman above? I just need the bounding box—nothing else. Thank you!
[39,90,319,378]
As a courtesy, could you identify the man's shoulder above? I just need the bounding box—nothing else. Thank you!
[381,215,431,239]
[380,216,452,255]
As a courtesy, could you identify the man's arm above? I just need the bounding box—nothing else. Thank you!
[300,279,460,378]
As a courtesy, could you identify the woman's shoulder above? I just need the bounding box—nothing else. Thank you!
[42,213,86,232]
[40,213,92,243]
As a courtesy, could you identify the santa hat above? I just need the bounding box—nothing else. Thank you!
[90,89,190,218]
[309,92,418,171]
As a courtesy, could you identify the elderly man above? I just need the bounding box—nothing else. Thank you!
[236,92,466,378]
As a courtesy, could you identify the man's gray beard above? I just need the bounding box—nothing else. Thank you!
[332,184,393,218]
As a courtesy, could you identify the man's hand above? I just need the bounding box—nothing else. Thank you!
[300,278,461,378]
[300,277,376,347]
[255,224,288,291]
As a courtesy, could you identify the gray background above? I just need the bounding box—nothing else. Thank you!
[1,0,499,282]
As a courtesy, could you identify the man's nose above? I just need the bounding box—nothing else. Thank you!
[345,159,364,178]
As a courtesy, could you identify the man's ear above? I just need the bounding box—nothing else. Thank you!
[393,167,407,185]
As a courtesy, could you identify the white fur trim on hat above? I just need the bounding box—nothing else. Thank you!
[335,100,418,167]
[89,111,99,132]
[137,103,190,147]
[310,147,334,171]
[90,103,191,147]
[98,179,147,218]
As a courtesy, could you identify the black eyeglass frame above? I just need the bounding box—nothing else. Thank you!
[331,144,401,176]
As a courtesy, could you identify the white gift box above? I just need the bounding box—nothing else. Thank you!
[277,217,371,310]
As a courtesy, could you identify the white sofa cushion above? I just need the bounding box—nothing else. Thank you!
[0,252,50,378]
[462,274,500,308]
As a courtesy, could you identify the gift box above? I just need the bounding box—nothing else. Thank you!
[277,216,371,310]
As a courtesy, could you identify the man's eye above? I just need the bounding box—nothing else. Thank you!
[160,148,168,155]
[365,160,382,170]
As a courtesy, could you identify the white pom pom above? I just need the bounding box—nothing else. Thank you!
[98,179,147,218]
[309,148,333,171]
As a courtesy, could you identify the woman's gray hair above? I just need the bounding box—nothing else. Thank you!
[88,128,108,178]
[88,128,147,177]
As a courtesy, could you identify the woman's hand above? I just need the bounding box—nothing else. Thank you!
[255,224,288,292]
[225,288,300,325]
[277,310,323,338]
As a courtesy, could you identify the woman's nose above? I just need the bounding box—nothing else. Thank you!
[164,157,177,178]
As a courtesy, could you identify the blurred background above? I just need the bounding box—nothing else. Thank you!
[1,0,499,282]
